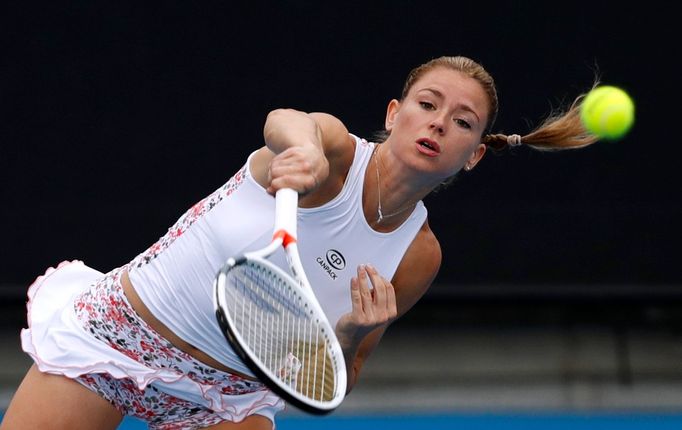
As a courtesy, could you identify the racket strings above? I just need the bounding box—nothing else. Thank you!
[225,263,339,402]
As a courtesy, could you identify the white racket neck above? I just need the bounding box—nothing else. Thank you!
[274,188,299,239]
[274,188,314,294]
[246,188,298,260]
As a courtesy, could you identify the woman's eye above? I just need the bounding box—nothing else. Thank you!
[455,118,471,129]
[419,101,435,110]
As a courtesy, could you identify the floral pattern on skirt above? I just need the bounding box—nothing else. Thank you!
[75,373,226,430]
[73,267,268,429]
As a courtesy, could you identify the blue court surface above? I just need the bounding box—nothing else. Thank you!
[113,412,682,430]
[4,412,682,428]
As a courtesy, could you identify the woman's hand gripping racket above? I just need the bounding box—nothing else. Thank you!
[213,188,347,414]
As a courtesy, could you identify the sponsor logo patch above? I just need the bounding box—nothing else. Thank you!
[316,249,346,280]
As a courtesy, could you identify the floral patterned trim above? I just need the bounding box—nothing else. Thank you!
[73,267,265,397]
[75,373,225,430]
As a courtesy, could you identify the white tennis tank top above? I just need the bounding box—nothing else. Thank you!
[128,135,427,374]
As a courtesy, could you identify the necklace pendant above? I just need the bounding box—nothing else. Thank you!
[377,208,384,223]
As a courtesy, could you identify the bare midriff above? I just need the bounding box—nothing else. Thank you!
[120,270,258,381]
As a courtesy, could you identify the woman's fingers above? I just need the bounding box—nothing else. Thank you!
[367,265,397,322]
[336,265,398,346]
[349,275,363,310]
[266,146,328,194]
[366,265,387,309]
[357,265,375,320]
[356,265,397,324]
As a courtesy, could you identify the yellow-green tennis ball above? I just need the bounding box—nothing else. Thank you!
[580,85,635,140]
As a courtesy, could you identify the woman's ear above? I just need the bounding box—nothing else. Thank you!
[465,143,487,171]
[384,99,401,132]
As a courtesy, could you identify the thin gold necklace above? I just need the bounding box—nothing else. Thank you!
[373,145,417,224]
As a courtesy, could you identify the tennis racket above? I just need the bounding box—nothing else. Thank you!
[213,188,347,414]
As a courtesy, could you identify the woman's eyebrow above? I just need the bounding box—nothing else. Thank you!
[419,88,480,122]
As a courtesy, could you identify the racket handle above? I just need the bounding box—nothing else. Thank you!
[274,188,299,244]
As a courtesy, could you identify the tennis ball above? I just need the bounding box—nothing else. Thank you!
[580,85,634,140]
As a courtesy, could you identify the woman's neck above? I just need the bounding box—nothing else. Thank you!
[363,143,431,230]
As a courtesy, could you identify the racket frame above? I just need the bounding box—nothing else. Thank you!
[213,188,347,414]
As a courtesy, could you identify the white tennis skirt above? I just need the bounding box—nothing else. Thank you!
[20,260,284,423]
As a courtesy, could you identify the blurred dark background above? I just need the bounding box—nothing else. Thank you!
[1,1,679,329]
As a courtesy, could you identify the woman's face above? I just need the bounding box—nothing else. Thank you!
[384,66,489,179]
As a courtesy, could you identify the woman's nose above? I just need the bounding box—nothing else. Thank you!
[429,119,445,134]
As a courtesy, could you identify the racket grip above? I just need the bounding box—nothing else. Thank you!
[274,188,299,243]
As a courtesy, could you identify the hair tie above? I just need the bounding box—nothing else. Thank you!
[507,134,522,147]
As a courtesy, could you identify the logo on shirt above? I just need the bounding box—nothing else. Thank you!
[325,249,346,270]
[316,249,346,280]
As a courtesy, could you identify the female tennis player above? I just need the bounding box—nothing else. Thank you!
[1,56,598,429]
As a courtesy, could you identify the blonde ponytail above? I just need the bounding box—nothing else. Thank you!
[482,90,599,152]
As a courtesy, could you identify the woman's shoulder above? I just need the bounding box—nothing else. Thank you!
[309,112,356,160]
[391,220,442,315]
[408,220,442,275]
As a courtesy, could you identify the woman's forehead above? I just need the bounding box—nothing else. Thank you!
[412,68,483,96]
[411,68,490,117]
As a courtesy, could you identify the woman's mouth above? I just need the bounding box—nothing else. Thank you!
[416,138,441,156]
